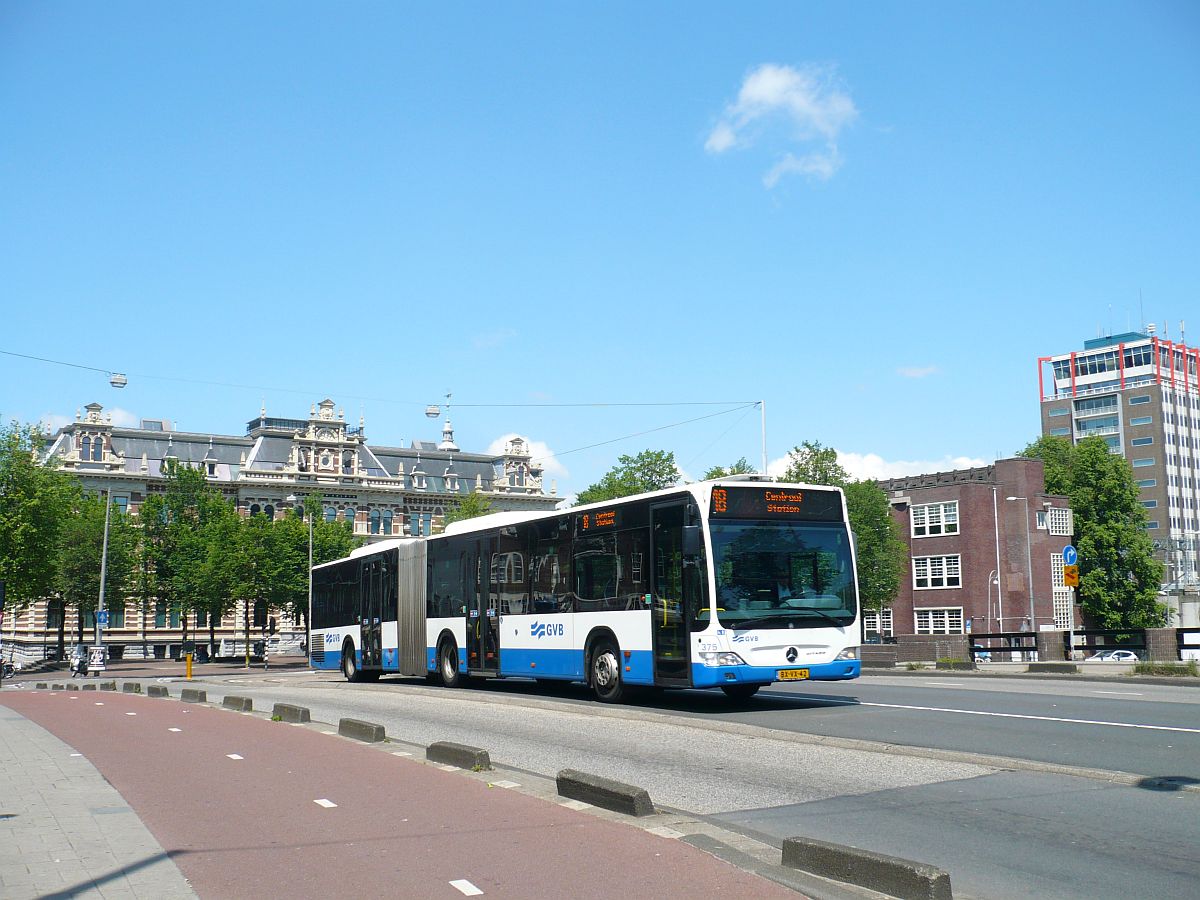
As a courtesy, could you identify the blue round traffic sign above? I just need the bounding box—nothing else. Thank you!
[1063,545,1077,566]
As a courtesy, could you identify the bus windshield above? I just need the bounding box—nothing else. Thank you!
[710,519,857,630]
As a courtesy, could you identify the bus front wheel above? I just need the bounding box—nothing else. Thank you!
[590,639,625,704]
[439,640,462,688]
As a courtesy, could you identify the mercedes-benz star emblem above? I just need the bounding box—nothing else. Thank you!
[786,647,798,663]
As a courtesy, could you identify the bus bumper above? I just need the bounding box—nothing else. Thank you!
[691,658,860,687]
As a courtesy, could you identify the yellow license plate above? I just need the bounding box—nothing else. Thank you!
[777,668,810,681]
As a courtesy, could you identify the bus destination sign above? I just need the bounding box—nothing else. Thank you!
[579,508,619,532]
[710,486,842,522]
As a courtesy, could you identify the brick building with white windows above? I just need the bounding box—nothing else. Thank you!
[874,458,1073,640]
[2,398,561,664]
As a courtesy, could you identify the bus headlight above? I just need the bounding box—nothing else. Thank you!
[700,651,746,667]
[834,646,859,660]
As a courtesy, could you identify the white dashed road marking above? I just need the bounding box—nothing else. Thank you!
[314,799,337,808]
[168,727,182,732]
[489,780,519,789]
[227,754,243,760]
[450,879,483,896]
[125,712,137,716]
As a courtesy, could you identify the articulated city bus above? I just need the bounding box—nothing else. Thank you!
[309,477,861,702]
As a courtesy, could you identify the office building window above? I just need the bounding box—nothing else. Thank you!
[911,502,959,538]
[863,609,893,638]
[915,607,964,634]
[1128,395,1151,405]
[913,555,961,589]
[1129,416,1153,426]
[1131,437,1154,447]
[1132,458,1155,467]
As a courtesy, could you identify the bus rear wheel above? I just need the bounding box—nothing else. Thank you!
[590,639,625,704]
[439,639,462,688]
[341,643,362,683]
[721,684,760,702]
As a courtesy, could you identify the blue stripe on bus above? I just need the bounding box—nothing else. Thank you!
[492,648,655,683]
[691,658,860,687]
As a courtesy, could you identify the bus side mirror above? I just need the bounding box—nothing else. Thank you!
[682,525,701,558]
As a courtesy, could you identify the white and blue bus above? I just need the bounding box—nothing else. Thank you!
[309,477,861,702]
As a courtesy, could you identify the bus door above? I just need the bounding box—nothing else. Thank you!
[361,558,382,669]
[650,502,693,686]
[466,537,500,673]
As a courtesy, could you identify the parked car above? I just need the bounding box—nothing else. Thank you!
[1084,650,1140,663]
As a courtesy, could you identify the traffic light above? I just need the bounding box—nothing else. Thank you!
[269,616,277,635]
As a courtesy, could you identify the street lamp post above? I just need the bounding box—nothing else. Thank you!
[286,495,314,656]
[94,487,113,673]
[1006,496,1036,660]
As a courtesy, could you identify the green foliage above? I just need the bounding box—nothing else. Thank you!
[779,441,850,487]
[0,422,79,610]
[1020,435,1166,629]
[778,441,905,617]
[575,449,680,505]
[443,492,494,527]
[54,491,137,637]
[702,457,757,480]
[1133,660,1199,677]
[844,480,908,616]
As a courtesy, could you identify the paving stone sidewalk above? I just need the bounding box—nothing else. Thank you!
[0,704,196,900]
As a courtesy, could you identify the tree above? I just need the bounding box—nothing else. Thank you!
[575,449,681,505]
[139,461,235,647]
[1021,435,1166,628]
[0,422,78,611]
[702,457,756,480]
[843,480,907,621]
[54,491,137,646]
[780,440,905,622]
[779,441,850,487]
[443,492,494,527]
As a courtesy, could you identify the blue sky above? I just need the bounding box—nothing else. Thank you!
[2,2,1197,499]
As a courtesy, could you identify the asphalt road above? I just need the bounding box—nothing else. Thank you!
[172,669,1200,900]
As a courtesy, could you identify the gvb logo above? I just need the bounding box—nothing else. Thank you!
[531,621,564,639]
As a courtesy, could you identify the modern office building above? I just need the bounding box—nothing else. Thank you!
[1038,329,1200,598]
[876,458,1073,640]
[2,398,561,663]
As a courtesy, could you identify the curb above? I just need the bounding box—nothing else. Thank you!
[556,768,654,817]
[783,835,952,900]
[338,717,385,742]
[273,703,310,723]
[427,741,491,770]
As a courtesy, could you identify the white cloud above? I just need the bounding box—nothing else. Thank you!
[837,452,990,482]
[766,448,989,482]
[38,407,139,432]
[473,328,517,350]
[897,365,939,379]
[487,434,569,484]
[706,63,858,186]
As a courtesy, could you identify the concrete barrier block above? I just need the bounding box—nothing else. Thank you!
[180,688,207,704]
[782,836,952,900]
[427,741,491,770]
[1028,662,1078,675]
[223,695,253,712]
[66,684,80,691]
[147,685,169,698]
[82,683,97,691]
[273,703,310,723]
[52,684,64,691]
[100,681,117,691]
[36,682,49,690]
[122,682,143,694]
[338,718,385,742]
[556,769,654,817]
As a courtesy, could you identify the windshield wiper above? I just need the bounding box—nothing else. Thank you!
[786,606,851,628]
[723,609,849,630]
